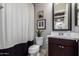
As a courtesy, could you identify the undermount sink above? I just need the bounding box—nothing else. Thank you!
[47,32,79,40]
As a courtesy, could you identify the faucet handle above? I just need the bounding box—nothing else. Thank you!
[59,32,63,36]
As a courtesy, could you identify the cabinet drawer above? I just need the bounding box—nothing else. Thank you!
[48,38,76,47]
[49,38,61,44]
[60,39,76,47]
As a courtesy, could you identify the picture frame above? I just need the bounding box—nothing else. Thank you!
[37,19,46,30]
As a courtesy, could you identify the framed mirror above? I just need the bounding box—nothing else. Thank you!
[75,3,79,26]
[52,3,72,31]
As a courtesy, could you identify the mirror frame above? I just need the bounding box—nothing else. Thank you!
[52,3,72,31]
[75,3,79,26]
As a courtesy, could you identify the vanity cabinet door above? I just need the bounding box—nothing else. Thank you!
[62,46,74,56]
[49,44,63,56]
[60,39,77,56]
[48,38,63,56]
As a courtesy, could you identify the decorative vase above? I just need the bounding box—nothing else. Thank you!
[36,37,43,46]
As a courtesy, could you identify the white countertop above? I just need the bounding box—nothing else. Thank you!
[47,35,79,40]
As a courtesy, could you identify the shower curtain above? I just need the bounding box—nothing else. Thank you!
[0,3,34,49]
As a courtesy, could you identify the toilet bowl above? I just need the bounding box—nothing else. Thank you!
[28,45,40,56]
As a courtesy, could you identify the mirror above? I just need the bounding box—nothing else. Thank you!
[52,3,72,31]
[75,3,79,26]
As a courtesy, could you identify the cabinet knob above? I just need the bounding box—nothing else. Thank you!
[57,45,64,48]
[61,46,64,48]
[58,45,62,48]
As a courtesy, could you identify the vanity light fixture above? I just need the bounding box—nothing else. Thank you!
[0,6,3,9]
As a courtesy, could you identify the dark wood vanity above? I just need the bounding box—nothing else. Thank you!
[48,37,78,56]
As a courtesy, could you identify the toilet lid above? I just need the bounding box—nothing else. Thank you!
[29,45,40,50]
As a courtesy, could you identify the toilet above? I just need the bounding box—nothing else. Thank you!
[28,45,40,56]
[28,37,43,56]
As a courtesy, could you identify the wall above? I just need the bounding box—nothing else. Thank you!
[34,4,52,47]
[34,3,79,46]
[72,4,79,32]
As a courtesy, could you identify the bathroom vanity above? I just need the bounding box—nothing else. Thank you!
[47,32,79,56]
[48,37,78,56]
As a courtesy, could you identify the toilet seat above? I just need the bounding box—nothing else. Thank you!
[29,45,40,50]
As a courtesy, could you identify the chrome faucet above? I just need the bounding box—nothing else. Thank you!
[59,32,63,36]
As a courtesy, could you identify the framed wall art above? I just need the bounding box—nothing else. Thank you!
[37,19,46,30]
